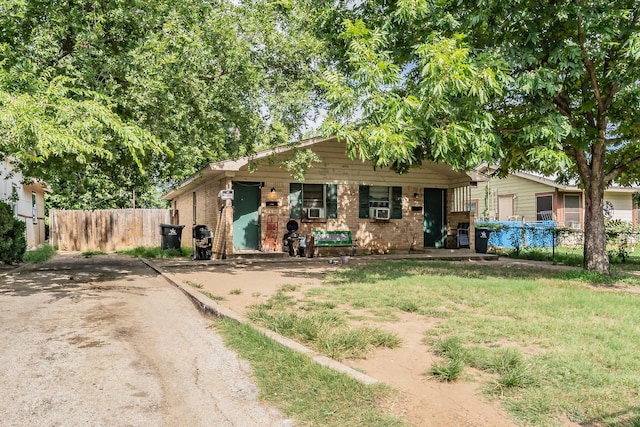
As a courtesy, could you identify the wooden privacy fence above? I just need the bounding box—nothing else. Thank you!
[50,209,172,251]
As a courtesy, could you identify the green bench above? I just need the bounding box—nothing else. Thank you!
[311,230,353,247]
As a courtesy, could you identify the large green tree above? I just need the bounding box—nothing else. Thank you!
[314,1,640,274]
[0,0,321,209]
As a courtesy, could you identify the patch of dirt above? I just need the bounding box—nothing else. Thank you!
[170,262,517,427]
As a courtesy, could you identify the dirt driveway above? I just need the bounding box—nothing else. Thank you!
[161,258,527,427]
[0,253,291,427]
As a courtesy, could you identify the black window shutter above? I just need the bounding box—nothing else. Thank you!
[391,186,402,219]
[289,183,302,218]
[359,185,370,218]
[325,184,338,219]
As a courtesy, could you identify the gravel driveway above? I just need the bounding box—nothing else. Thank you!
[0,253,292,427]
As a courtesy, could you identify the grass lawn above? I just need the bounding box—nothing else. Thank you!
[218,259,640,427]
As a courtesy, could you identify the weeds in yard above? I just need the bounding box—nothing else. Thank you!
[185,281,203,289]
[247,292,401,360]
[229,288,242,295]
[199,290,224,301]
[215,319,406,426]
[23,244,56,263]
[315,260,640,426]
[301,300,337,311]
[429,337,466,382]
[394,299,420,313]
[430,357,465,382]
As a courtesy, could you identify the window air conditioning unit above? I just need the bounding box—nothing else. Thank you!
[372,207,390,220]
[306,207,324,219]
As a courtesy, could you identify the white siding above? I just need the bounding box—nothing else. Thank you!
[605,192,633,223]
[1,160,47,247]
[471,175,554,222]
[233,138,470,188]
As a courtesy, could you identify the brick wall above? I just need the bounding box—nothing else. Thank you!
[175,181,472,255]
[259,183,442,254]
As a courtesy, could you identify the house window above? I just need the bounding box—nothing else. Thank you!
[536,195,553,221]
[192,192,197,224]
[564,194,581,229]
[359,185,402,219]
[289,183,337,219]
[31,192,37,224]
[464,200,478,217]
[10,185,18,217]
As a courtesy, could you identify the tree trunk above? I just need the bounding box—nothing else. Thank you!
[582,175,610,274]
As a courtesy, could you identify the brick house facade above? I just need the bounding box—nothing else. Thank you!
[163,137,476,256]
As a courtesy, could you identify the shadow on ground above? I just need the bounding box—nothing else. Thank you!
[0,254,159,299]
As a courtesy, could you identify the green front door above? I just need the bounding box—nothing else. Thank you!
[232,182,261,250]
[424,188,447,248]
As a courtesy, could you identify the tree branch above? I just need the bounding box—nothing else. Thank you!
[553,92,575,126]
[605,155,640,182]
[577,17,604,115]
[573,144,591,183]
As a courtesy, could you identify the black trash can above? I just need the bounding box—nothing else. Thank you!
[160,224,185,250]
[475,227,492,253]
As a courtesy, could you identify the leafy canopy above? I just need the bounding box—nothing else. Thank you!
[310,0,640,273]
[0,0,322,209]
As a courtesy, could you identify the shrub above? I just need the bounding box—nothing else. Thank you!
[605,219,634,263]
[0,200,26,265]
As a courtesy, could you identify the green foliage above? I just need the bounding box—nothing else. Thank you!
[318,17,507,173]
[0,200,26,264]
[22,243,56,263]
[1,0,322,209]
[311,1,640,273]
[605,219,634,263]
[430,337,466,382]
[185,280,203,289]
[216,319,405,427]
[605,219,633,235]
[247,295,401,360]
[318,260,640,425]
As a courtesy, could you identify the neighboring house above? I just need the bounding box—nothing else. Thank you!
[162,136,478,255]
[0,160,48,247]
[469,167,639,229]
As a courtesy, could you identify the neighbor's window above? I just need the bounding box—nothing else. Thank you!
[10,185,18,216]
[564,194,581,228]
[358,185,402,219]
[192,192,197,224]
[289,183,337,219]
[464,201,478,216]
[536,194,553,221]
[32,192,37,224]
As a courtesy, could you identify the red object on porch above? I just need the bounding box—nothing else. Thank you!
[264,214,278,252]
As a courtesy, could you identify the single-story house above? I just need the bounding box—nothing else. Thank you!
[162,136,479,256]
[468,167,639,229]
[0,160,49,248]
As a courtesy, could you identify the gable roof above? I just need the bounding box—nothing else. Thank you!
[163,136,482,200]
[475,165,638,193]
